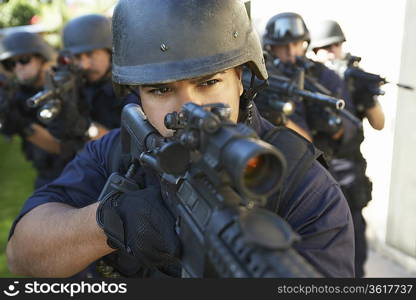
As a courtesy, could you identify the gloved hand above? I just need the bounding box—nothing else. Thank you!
[96,173,180,269]
[306,105,343,136]
[46,98,91,141]
[352,81,379,116]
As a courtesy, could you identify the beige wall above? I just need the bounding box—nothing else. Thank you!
[386,0,416,258]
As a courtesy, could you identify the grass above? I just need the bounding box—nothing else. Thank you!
[0,136,36,277]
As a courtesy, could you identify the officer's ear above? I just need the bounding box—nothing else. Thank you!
[234,66,244,96]
[112,83,134,100]
[235,66,244,80]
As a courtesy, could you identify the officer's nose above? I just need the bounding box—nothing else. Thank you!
[176,85,203,107]
[287,44,297,64]
[76,53,91,70]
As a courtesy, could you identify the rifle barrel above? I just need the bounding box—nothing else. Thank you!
[295,89,345,110]
[26,90,54,108]
[396,83,415,91]
[267,74,345,110]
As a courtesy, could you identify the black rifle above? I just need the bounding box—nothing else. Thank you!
[245,65,361,132]
[266,72,345,110]
[345,55,414,95]
[26,52,86,125]
[113,102,321,278]
[25,52,91,148]
[274,58,362,130]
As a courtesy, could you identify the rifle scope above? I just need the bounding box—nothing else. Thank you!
[221,136,285,199]
[165,102,286,200]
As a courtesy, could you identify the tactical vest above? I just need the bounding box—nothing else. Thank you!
[100,125,326,278]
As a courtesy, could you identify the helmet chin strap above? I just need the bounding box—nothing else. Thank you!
[243,71,268,101]
[239,71,268,125]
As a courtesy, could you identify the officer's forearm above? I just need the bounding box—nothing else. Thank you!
[89,122,110,141]
[366,102,385,130]
[6,202,114,277]
[26,123,61,154]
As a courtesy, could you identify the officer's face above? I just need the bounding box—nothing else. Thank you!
[10,55,43,84]
[73,49,110,82]
[271,41,306,64]
[138,67,244,137]
[315,43,343,62]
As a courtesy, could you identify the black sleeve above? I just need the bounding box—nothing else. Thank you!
[278,161,355,277]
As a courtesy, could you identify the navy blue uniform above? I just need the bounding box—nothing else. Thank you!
[289,60,368,278]
[84,76,134,130]
[259,60,366,277]
[9,105,355,278]
[327,54,375,278]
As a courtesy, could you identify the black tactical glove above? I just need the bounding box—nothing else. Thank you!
[96,173,180,269]
[351,79,379,117]
[306,105,343,136]
[46,99,91,141]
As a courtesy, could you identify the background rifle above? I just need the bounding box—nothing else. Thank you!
[113,102,321,278]
[345,55,414,95]
[26,52,86,124]
[274,57,362,130]
[244,64,361,132]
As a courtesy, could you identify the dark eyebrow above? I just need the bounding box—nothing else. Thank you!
[141,71,227,88]
[189,71,226,84]
[141,83,171,89]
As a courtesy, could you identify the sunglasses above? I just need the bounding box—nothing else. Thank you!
[1,55,33,71]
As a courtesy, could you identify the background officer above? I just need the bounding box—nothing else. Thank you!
[0,31,67,188]
[260,12,357,160]
[309,19,385,277]
[309,19,385,129]
[62,14,135,133]
[41,14,137,160]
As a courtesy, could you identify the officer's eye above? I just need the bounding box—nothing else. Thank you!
[199,79,220,87]
[149,87,172,95]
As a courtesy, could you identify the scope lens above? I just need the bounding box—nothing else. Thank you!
[243,154,272,190]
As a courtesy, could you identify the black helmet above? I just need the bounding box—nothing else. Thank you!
[263,12,310,47]
[0,31,54,62]
[309,20,346,50]
[63,14,112,55]
[112,0,267,87]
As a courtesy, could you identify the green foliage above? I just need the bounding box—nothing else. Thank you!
[0,0,40,29]
[0,136,36,277]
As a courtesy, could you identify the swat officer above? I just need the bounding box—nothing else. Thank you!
[42,14,136,161]
[309,20,385,129]
[261,12,357,160]
[61,14,135,133]
[0,31,67,188]
[6,0,354,278]
[309,20,385,278]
